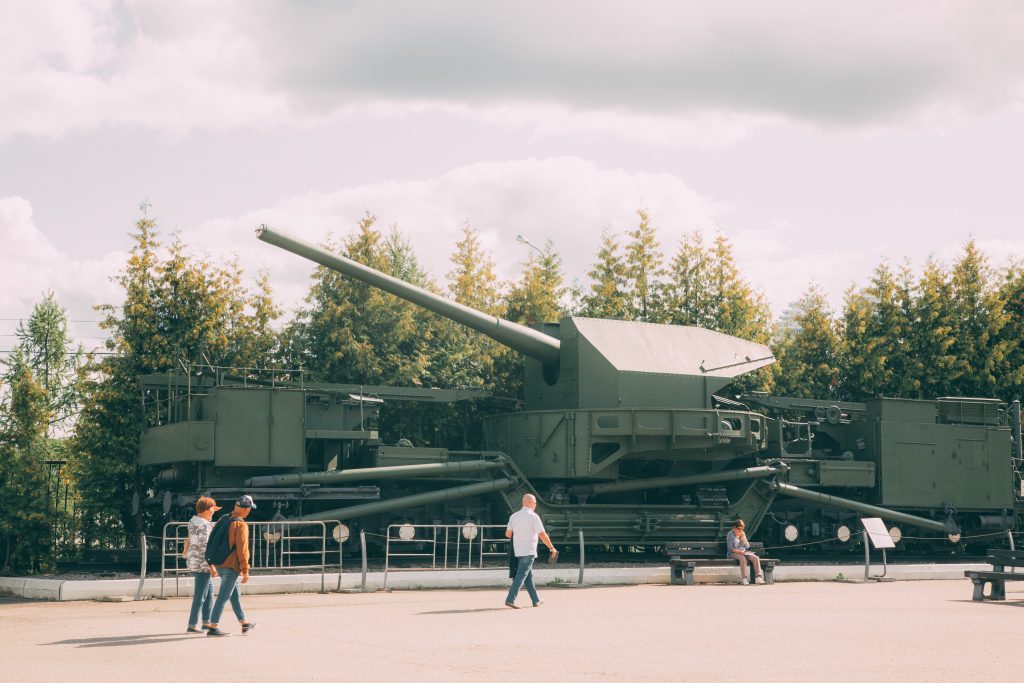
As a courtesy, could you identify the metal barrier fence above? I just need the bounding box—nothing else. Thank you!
[161,520,343,596]
[384,523,510,589]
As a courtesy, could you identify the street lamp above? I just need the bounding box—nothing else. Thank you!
[515,234,544,258]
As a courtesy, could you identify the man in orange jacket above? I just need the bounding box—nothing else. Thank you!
[207,495,258,636]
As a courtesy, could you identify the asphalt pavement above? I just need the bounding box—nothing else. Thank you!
[3,579,1022,682]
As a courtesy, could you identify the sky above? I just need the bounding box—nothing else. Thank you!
[2,0,1024,355]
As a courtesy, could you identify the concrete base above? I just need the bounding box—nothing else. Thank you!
[0,563,989,601]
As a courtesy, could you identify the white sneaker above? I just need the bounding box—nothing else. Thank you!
[754,576,765,585]
[741,578,749,585]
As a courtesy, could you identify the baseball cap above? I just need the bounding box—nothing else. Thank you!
[196,496,221,514]
[237,494,257,509]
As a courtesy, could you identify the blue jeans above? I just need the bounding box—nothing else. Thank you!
[188,571,213,627]
[505,555,540,605]
[209,568,247,625]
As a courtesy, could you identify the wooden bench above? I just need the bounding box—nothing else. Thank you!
[665,541,779,586]
[964,549,1024,601]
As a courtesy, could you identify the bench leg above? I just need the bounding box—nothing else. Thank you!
[684,567,695,586]
[972,579,985,601]
[992,580,1006,601]
[764,566,775,585]
[670,565,684,586]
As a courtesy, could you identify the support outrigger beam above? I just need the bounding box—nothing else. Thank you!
[772,481,960,536]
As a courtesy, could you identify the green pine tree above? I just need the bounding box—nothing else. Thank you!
[71,213,281,549]
[10,292,83,433]
[948,241,1010,397]
[500,240,567,404]
[995,261,1024,400]
[623,210,666,322]
[838,263,915,400]
[0,350,55,573]
[577,230,629,319]
[664,230,717,328]
[773,286,840,399]
[909,259,958,398]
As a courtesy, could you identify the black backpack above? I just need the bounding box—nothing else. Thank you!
[204,515,240,566]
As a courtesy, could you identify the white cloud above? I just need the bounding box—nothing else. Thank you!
[0,0,287,140]
[181,157,723,315]
[0,196,124,349]
[176,158,1024,320]
[3,1,1024,141]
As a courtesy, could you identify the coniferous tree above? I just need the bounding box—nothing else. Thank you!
[622,210,665,322]
[837,288,874,402]
[909,259,958,399]
[288,215,431,388]
[1,293,84,570]
[664,232,771,343]
[707,234,772,343]
[578,230,629,319]
[72,216,160,549]
[9,292,83,433]
[664,231,717,329]
[431,225,505,448]
[285,217,446,445]
[889,264,921,398]
[504,240,566,326]
[71,213,281,549]
[838,264,915,400]
[500,240,567,404]
[948,241,1010,397]
[773,286,840,399]
[233,270,282,370]
[995,261,1024,400]
[438,225,502,386]
[0,351,54,573]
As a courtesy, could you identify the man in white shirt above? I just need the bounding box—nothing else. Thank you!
[504,493,558,608]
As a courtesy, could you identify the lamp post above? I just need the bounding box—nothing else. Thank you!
[515,234,544,258]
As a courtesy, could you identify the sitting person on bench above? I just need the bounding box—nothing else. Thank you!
[727,519,765,585]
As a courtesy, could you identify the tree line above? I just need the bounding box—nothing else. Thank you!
[1,209,1022,572]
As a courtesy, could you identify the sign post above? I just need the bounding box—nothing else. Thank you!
[861,517,896,581]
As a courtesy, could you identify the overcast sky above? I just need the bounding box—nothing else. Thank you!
[3,1,1024,354]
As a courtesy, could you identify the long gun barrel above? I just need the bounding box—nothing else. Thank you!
[245,459,504,488]
[297,478,517,523]
[569,465,786,497]
[257,225,561,367]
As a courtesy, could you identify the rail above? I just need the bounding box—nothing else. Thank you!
[161,519,342,596]
[383,523,510,589]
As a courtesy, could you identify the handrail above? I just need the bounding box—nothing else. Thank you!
[160,519,342,597]
[383,523,510,590]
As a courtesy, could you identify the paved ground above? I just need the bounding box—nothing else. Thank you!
[3,579,1022,682]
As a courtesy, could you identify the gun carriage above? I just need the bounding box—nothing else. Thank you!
[136,225,1024,554]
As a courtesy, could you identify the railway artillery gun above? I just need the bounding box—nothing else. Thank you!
[252,225,1015,549]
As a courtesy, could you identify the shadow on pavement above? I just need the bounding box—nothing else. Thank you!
[45,633,199,647]
[417,607,507,615]
[951,599,1024,608]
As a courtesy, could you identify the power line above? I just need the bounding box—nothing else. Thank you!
[0,350,115,356]
[0,334,110,339]
[0,319,104,323]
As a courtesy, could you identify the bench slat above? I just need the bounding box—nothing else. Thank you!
[986,549,1024,566]
[964,570,1024,580]
[666,541,765,559]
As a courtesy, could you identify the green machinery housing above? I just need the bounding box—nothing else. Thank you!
[138,369,490,518]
